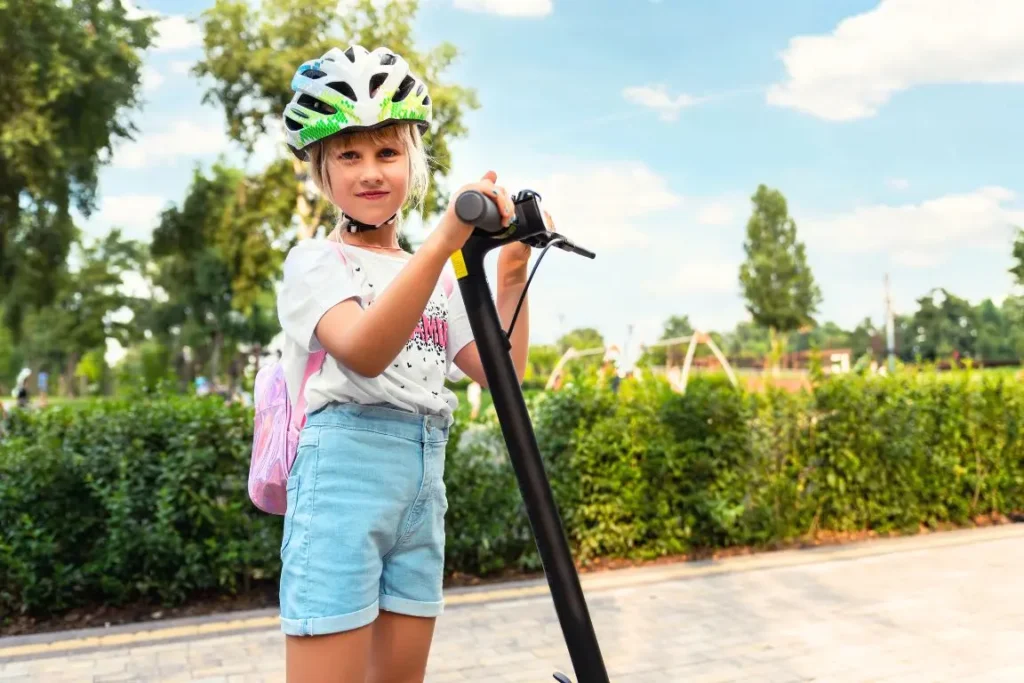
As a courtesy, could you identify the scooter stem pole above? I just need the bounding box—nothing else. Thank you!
[454,251,610,683]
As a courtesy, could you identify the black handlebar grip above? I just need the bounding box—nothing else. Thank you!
[454,190,504,233]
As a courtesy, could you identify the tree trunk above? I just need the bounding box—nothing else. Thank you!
[210,330,224,382]
[64,351,79,398]
[0,189,21,296]
[768,327,782,377]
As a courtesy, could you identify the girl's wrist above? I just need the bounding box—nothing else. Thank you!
[420,230,457,264]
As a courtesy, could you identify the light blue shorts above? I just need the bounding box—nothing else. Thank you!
[279,403,451,637]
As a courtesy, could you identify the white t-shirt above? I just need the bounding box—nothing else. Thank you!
[277,237,474,419]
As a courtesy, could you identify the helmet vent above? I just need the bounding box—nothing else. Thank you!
[416,84,424,96]
[344,46,356,62]
[422,95,431,106]
[297,93,336,116]
[285,116,304,131]
[393,76,415,103]
[303,69,327,80]
[369,72,388,97]
[326,81,358,101]
[379,53,397,65]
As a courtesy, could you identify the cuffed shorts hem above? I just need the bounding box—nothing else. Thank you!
[380,593,444,618]
[280,600,380,637]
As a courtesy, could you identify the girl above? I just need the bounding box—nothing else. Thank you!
[276,45,536,683]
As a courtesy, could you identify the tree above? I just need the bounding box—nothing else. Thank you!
[524,344,560,384]
[641,314,694,367]
[18,229,147,395]
[0,0,154,315]
[974,298,1014,362]
[1010,227,1024,286]
[194,0,480,240]
[147,163,289,383]
[903,289,979,362]
[2,202,77,335]
[556,328,605,354]
[738,184,822,369]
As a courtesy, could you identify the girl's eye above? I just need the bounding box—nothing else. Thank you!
[379,147,401,159]
[339,151,359,160]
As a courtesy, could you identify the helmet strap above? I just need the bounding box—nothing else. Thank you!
[344,212,398,233]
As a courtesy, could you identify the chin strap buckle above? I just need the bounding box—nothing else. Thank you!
[345,212,398,233]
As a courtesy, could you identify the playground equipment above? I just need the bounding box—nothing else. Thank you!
[546,331,739,394]
[641,331,738,393]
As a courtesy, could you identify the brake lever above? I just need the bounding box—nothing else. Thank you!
[454,189,596,260]
[525,232,596,260]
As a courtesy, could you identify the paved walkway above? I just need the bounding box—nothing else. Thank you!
[1,524,1022,682]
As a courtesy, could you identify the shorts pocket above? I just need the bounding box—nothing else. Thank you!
[281,474,301,555]
[438,479,449,515]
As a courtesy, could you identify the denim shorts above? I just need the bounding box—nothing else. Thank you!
[279,403,451,637]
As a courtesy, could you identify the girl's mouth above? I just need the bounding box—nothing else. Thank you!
[357,191,389,200]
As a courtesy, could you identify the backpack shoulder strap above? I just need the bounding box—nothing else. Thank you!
[442,269,455,299]
[293,349,327,425]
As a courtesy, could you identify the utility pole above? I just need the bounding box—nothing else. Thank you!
[885,273,896,374]
[623,324,634,373]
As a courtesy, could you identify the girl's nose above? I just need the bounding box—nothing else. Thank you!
[360,160,384,185]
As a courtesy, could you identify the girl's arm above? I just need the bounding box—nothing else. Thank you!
[314,173,514,378]
[315,235,452,377]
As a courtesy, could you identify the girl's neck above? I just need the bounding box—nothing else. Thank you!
[332,223,403,252]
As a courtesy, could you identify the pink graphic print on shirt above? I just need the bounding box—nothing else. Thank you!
[407,300,448,356]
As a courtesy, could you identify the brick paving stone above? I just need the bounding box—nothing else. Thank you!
[1,526,1021,682]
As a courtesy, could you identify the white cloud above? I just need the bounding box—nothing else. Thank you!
[696,201,737,226]
[767,0,1024,120]
[644,261,739,295]
[452,0,552,18]
[802,186,1024,267]
[93,195,168,241]
[508,162,683,249]
[622,85,704,122]
[170,60,194,76]
[153,15,202,51]
[121,1,202,52]
[112,119,230,169]
[887,177,910,190]
[142,66,164,92]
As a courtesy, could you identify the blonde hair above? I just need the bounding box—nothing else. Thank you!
[306,123,429,234]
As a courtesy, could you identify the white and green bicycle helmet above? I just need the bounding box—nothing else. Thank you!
[284,45,432,161]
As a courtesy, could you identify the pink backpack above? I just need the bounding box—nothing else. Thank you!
[248,245,456,515]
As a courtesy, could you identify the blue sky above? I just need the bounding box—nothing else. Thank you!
[91,0,1024,358]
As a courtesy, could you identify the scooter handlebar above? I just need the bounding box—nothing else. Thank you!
[454,189,596,260]
[454,189,504,233]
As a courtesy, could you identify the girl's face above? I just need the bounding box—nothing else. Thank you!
[326,131,409,226]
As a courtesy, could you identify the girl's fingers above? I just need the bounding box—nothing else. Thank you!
[544,210,556,231]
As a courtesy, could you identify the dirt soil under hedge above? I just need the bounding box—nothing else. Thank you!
[3,514,1019,639]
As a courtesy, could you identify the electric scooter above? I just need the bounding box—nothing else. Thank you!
[451,189,611,683]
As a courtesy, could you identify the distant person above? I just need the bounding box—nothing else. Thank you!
[13,367,31,409]
[467,381,482,419]
[36,370,49,407]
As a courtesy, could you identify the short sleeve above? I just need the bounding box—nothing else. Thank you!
[277,240,362,352]
[445,268,475,381]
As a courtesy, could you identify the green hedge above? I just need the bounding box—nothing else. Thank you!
[2,371,1023,622]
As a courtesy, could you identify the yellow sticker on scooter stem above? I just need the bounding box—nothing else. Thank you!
[451,249,468,279]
